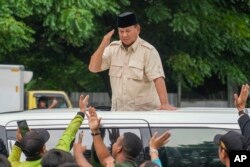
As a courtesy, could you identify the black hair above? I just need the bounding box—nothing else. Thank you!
[0,154,11,167]
[38,96,47,103]
[41,149,75,167]
[58,162,78,167]
[144,161,159,167]
[123,132,142,159]
[140,160,160,167]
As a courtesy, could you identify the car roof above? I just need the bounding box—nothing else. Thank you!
[0,107,241,128]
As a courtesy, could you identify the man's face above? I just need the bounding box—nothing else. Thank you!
[111,135,124,158]
[38,101,46,109]
[118,25,140,46]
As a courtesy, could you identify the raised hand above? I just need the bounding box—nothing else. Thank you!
[73,130,93,167]
[74,131,87,154]
[149,131,171,150]
[79,95,89,112]
[86,107,101,133]
[108,128,120,145]
[234,84,249,111]
[102,29,115,47]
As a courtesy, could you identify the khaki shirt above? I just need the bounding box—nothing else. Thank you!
[101,37,165,111]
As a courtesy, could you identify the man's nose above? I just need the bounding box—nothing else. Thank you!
[121,32,128,37]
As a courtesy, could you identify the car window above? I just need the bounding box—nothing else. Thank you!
[36,96,68,109]
[150,128,239,167]
[47,97,68,108]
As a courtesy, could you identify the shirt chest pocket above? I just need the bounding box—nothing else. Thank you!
[127,60,144,80]
[109,59,123,78]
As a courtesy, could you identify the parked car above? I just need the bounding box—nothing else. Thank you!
[0,107,242,167]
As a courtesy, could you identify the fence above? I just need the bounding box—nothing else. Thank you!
[69,92,228,108]
[70,92,177,108]
[70,92,111,108]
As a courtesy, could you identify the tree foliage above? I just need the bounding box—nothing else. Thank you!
[0,0,129,91]
[0,0,249,93]
[140,0,250,87]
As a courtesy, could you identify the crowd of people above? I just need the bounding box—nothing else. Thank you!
[0,10,249,167]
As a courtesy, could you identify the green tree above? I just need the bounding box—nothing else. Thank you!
[0,0,249,96]
[140,0,250,87]
[0,0,129,91]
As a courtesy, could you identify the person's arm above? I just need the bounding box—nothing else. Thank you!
[89,30,114,73]
[154,77,176,110]
[8,144,22,166]
[91,128,106,167]
[8,129,23,166]
[234,84,249,113]
[73,131,93,167]
[238,114,250,149]
[56,95,89,152]
[149,131,171,167]
[234,84,250,148]
[87,107,114,166]
[48,98,58,109]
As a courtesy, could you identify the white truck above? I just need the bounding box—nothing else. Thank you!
[0,65,32,113]
[0,64,72,113]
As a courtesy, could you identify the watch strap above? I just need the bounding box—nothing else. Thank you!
[91,131,100,136]
[238,109,247,116]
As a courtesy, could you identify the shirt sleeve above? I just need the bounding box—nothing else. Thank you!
[55,113,85,152]
[101,46,112,71]
[238,114,250,150]
[8,144,22,167]
[145,48,165,81]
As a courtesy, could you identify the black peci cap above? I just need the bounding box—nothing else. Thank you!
[214,131,247,151]
[117,12,138,28]
[20,129,50,157]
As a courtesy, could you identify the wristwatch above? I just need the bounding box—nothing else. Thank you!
[238,108,248,116]
[91,131,100,136]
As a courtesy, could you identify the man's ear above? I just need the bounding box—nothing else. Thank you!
[117,145,123,153]
[221,148,228,159]
[136,24,141,34]
[41,145,46,154]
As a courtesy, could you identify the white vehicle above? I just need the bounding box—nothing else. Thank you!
[0,64,72,113]
[0,65,32,113]
[0,107,243,167]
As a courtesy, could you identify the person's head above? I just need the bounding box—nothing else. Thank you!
[0,154,11,167]
[117,12,140,46]
[41,149,76,167]
[112,132,142,161]
[214,131,247,166]
[38,97,47,109]
[20,129,50,158]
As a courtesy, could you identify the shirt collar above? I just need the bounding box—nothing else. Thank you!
[120,36,141,52]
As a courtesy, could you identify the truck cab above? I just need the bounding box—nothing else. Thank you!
[24,90,72,110]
